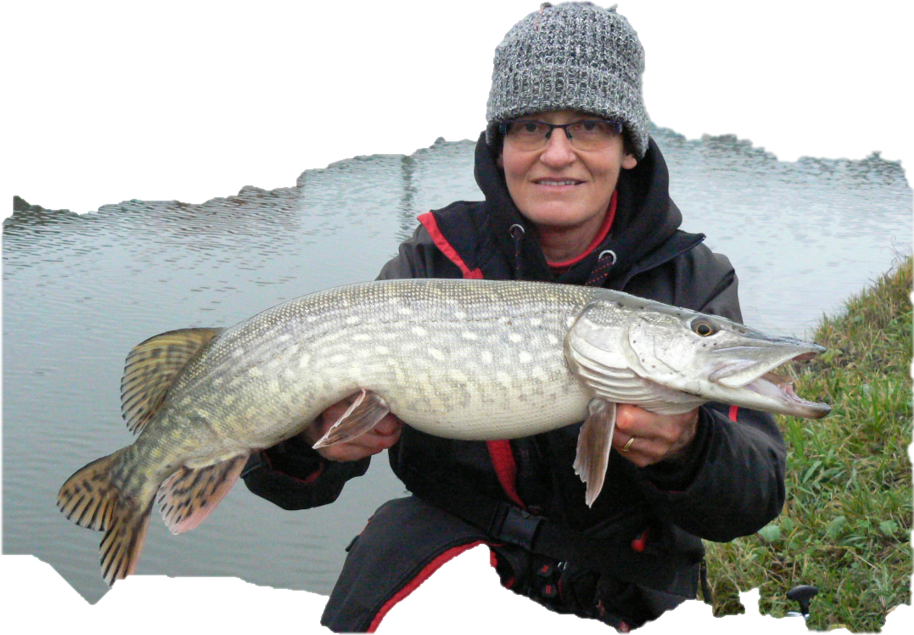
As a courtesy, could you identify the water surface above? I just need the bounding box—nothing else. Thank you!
[3,127,910,602]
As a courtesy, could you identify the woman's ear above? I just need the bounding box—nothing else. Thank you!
[622,153,638,170]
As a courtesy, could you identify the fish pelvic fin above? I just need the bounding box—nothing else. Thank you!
[156,454,249,535]
[573,399,617,508]
[121,328,224,434]
[57,448,154,586]
[312,389,391,449]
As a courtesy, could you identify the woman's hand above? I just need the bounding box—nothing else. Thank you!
[302,395,403,462]
[611,404,700,467]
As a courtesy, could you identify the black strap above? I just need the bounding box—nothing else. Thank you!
[405,475,699,595]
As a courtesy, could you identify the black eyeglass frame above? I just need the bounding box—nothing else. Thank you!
[498,119,624,145]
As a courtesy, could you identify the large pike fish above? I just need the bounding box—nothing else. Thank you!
[57,279,829,584]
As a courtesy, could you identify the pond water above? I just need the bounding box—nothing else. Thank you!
[3,126,911,603]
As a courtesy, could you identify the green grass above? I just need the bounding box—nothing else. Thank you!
[704,256,913,632]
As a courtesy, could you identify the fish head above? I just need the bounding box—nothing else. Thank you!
[567,296,831,419]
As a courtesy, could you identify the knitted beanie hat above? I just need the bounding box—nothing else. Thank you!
[486,2,649,158]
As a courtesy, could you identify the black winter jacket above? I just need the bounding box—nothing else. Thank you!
[242,133,787,629]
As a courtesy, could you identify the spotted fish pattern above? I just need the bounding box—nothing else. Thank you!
[57,279,830,584]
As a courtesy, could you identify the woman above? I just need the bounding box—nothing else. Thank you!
[242,3,786,631]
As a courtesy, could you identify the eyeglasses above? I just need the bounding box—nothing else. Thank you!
[499,119,624,151]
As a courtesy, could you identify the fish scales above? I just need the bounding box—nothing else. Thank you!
[105,280,593,490]
[182,279,603,444]
[58,278,830,585]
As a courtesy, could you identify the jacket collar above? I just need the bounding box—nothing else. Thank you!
[472,133,688,287]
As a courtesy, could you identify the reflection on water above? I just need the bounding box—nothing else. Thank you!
[3,128,910,602]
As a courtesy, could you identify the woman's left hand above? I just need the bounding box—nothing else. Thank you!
[611,404,700,467]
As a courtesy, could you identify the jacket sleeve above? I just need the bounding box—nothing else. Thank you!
[376,223,463,281]
[638,403,786,541]
[241,435,371,510]
[635,247,787,540]
[242,225,442,509]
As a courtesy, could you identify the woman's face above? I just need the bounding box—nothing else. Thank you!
[498,110,637,236]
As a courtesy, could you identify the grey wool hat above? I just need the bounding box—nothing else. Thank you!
[486,2,649,158]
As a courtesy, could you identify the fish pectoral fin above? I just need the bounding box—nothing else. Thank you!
[156,453,248,535]
[312,389,391,449]
[121,327,224,435]
[573,399,617,508]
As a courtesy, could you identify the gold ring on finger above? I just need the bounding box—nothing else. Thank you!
[621,437,636,453]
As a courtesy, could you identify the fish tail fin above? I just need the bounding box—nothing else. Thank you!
[57,448,154,585]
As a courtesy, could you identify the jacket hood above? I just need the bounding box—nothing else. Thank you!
[472,132,687,287]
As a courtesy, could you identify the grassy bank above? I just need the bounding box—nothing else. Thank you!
[705,256,913,632]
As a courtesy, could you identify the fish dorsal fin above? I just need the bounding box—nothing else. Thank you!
[121,328,223,434]
[156,454,248,535]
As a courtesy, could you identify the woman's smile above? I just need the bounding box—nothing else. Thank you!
[535,178,583,186]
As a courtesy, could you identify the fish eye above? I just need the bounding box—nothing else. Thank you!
[691,319,718,337]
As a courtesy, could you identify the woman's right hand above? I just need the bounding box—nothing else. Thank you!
[303,395,403,462]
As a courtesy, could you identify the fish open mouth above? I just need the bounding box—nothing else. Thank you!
[743,358,831,419]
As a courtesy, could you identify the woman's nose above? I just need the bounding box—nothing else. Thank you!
[539,127,576,167]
